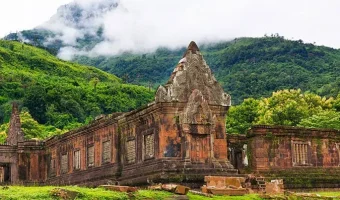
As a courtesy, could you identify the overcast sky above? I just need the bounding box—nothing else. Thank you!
[0,0,72,37]
[1,0,340,57]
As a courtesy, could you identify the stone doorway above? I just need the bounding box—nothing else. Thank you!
[190,135,209,163]
[0,164,11,184]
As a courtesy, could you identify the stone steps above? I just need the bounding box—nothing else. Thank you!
[255,177,266,192]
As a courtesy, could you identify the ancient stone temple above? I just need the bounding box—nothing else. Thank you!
[0,41,237,186]
[0,103,45,184]
[1,42,340,189]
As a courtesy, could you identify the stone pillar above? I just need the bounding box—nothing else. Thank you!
[304,145,308,164]
[11,163,19,184]
[292,143,296,164]
[210,133,214,161]
[296,144,300,164]
[184,133,191,161]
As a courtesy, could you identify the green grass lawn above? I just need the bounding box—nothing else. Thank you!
[187,193,262,200]
[0,186,265,200]
[1,186,340,200]
[310,191,340,197]
[0,186,173,200]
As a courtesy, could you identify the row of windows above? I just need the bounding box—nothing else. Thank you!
[126,133,155,164]
[50,140,111,175]
[291,142,340,166]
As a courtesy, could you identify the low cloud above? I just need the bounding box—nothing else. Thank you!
[36,0,340,60]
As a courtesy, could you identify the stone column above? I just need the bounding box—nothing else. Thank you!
[292,143,295,164]
[296,144,301,164]
[304,144,308,164]
[11,163,19,184]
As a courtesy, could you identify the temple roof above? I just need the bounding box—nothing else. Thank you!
[155,41,231,106]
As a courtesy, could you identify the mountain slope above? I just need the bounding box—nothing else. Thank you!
[0,40,154,131]
[74,37,340,104]
[5,14,340,105]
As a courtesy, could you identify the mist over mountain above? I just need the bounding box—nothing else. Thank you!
[5,0,119,58]
[3,0,340,105]
[5,0,340,60]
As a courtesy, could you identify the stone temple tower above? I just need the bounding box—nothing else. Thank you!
[155,41,231,106]
[6,102,24,145]
[155,41,233,169]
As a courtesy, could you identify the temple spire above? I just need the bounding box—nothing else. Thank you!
[6,102,24,145]
[182,41,200,58]
[155,41,231,106]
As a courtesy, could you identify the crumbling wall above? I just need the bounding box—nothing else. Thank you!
[247,125,340,189]
[248,126,340,170]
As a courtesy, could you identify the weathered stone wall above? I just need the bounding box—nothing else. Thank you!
[41,100,235,186]
[243,125,340,189]
[45,116,119,185]
[17,140,47,184]
[0,145,18,183]
[248,125,340,171]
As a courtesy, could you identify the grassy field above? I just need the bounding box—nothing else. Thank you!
[0,186,173,200]
[0,186,265,200]
[1,186,340,199]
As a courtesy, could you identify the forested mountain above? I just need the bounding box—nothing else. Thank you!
[74,36,340,104]
[0,40,153,141]
[6,31,340,104]
[3,0,340,104]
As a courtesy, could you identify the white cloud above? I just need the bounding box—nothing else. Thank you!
[58,46,86,60]
[2,0,340,60]
[0,0,72,37]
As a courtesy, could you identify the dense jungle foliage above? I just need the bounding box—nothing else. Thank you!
[0,40,154,142]
[227,89,340,134]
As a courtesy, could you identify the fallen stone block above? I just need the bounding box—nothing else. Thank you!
[201,185,208,194]
[174,185,190,195]
[160,184,190,195]
[265,180,284,195]
[204,176,245,189]
[226,177,245,188]
[149,184,162,190]
[161,184,178,192]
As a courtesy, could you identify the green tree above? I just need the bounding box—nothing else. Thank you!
[24,85,47,124]
[256,89,332,126]
[334,94,340,111]
[298,110,340,130]
[227,89,339,134]
[226,98,260,134]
